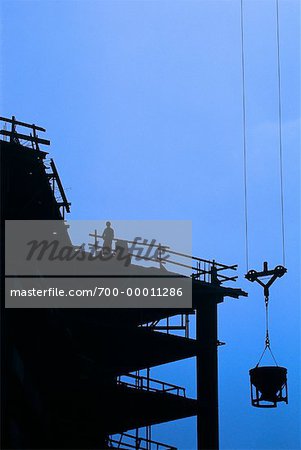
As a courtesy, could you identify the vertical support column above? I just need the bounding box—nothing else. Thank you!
[0,144,7,448]
[196,295,219,450]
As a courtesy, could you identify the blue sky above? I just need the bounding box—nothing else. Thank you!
[1,0,300,449]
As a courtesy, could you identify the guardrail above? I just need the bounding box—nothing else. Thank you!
[117,373,186,397]
[108,432,176,450]
[88,232,238,285]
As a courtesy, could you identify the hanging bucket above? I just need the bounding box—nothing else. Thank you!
[249,366,288,408]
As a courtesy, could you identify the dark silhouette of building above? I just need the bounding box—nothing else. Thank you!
[0,116,247,450]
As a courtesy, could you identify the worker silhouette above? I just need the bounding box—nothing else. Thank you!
[102,221,114,255]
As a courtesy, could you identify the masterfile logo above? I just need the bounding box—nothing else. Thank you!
[5,220,192,308]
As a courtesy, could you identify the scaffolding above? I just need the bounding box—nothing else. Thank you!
[1,115,248,450]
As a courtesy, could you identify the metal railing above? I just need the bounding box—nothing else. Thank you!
[117,373,186,397]
[0,115,50,151]
[108,433,176,450]
[88,232,238,285]
[145,313,192,338]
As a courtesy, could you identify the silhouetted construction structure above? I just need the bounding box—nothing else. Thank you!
[0,116,247,450]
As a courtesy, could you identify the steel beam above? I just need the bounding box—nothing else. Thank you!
[196,295,220,450]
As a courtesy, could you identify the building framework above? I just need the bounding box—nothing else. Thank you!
[0,117,247,450]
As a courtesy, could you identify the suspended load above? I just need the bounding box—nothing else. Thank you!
[246,262,288,408]
[250,366,288,408]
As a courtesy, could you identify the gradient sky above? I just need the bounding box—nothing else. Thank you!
[1,1,300,449]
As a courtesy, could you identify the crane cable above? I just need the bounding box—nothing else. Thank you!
[276,0,286,267]
[240,0,249,272]
[256,295,278,367]
[240,0,286,271]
